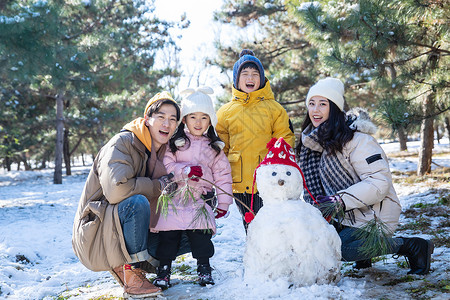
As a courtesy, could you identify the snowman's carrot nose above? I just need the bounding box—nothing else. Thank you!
[278,179,285,186]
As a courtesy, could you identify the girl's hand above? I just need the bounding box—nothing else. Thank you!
[183,166,203,181]
[214,207,229,219]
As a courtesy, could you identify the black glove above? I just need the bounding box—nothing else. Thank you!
[158,172,177,194]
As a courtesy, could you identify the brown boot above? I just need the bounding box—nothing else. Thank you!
[110,265,124,287]
[123,264,162,298]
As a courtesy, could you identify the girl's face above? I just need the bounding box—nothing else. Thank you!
[145,103,178,151]
[308,96,330,128]
[183,112,211,137]
[238,67,260,93]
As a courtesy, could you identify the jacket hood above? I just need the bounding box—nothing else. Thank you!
[122,117,152,151]
[346,107,377,135]
[231,79,273,104]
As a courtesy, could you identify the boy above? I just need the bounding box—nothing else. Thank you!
[216,49,295,231]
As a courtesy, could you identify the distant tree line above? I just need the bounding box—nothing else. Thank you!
[1,0,449,181]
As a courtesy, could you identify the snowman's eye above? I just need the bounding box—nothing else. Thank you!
[286,171,291,176]
[272,172,277,176]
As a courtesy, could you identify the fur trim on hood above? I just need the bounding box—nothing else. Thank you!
[346,107,377,135]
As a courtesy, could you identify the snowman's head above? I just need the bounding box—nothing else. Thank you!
[256,163,304,202]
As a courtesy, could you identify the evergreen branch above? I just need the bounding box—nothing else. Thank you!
[358,14,449,55]
[331,49,434,69]
[337,192,398,258]
[189,204,213,232]
[156,189,177,218]
[157,175,256,228]
[352,217,397,258]
[314,196,346,223]
[195,177,255,217]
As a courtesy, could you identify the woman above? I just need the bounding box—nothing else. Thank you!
[296,77,433,275]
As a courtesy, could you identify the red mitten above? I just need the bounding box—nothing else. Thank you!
[214,208,228,219]
[184,166,203,182]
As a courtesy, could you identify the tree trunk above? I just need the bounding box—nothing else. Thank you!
[435,124,440,144]
[63,127,71,176]
[444,116,450,145]
[54,93,64,184]
[397,126,408,151]
[20,153,31,170]
[417,93,435,176]
[5,157,11,172]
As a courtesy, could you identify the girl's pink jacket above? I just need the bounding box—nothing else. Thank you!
[153,131,233,234]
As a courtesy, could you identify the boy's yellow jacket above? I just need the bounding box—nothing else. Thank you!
[216,80,295,193]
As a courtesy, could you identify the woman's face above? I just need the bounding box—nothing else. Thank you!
[308,96,330,128]
[183,112,211,137]
[145,103,178,150]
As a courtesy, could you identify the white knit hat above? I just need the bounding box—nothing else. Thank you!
[305,77,345,111]
[180,86,217,127]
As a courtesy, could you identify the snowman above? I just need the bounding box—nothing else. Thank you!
[243,137,342,287]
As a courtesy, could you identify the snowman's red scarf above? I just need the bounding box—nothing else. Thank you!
[245,164,317,224]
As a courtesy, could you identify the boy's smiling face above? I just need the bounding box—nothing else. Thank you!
[238,67,260,93]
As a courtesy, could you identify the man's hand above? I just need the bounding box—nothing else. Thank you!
[158,172,177,194]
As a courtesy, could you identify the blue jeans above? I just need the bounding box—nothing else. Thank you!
[118,194,191,263]
[339,226,403,262]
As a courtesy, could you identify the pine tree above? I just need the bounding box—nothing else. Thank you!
[0,0,185,181]
[288,0,449,173]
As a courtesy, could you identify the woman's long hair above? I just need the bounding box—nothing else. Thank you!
[169,121,223,156]
[295,100,354,157]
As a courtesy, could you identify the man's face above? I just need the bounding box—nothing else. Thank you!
[238,67,260,93]
[145,103,178,150]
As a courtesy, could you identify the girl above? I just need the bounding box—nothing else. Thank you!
[296,77,433,275]
[152,86,233,288]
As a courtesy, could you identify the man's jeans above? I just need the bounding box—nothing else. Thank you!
[339,226,403,261]
[118,194,190,263]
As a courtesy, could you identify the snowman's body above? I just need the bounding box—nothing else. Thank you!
[244,164,342,286]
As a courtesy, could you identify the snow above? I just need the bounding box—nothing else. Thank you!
[0,139,449,299]
[298,2,320,11]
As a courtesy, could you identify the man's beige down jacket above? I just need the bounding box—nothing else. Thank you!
[72,131,165,271]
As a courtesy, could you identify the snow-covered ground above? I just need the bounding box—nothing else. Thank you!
[0,140,449,300]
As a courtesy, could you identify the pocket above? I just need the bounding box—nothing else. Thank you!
[227,152,242,183]
[79,198,108,242]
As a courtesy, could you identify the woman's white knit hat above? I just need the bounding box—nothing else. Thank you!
[180,86,217,127]
[305,77,345,111]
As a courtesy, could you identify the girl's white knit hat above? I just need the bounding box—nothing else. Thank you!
[305,77,345,111]
[180,86,217,126]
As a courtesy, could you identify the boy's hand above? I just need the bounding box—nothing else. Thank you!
[184,166,203,182]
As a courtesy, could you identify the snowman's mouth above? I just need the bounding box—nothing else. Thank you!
[278,179,285,186]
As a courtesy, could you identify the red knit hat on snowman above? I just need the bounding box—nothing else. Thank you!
[245,137,317,223]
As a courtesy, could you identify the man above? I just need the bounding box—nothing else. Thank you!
[72,91,180,298]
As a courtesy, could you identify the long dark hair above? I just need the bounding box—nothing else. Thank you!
[295,100,354,157]
[169,122,223,156]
